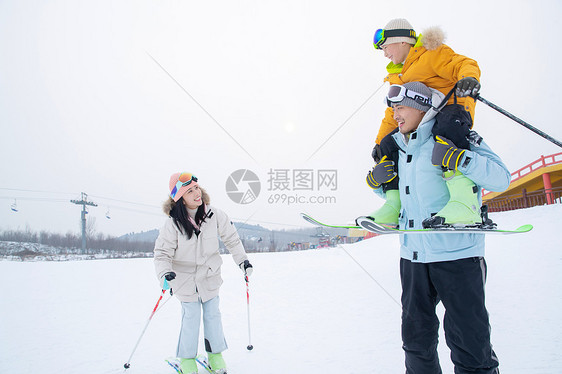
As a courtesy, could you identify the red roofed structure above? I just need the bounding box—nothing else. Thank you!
[483,152,562,212]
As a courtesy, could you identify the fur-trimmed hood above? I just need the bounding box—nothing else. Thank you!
[420,26,445,51]
[162,187,211,215]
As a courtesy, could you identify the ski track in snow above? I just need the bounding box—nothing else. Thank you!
[0,205,560,374]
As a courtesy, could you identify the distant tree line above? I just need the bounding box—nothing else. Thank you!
[0,223,350,256]
[0,229,154,253]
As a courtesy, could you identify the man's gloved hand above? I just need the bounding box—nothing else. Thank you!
[366,156,397,189]
[432,136,467,170]
[239,260,253,277]
[456,77,480,97]
[164,272,176,281]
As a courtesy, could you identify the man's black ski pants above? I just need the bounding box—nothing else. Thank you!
[400,257,500,374]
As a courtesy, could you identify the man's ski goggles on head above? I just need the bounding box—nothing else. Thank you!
[373,28,417,50]
[170,173,198,199]
[386,84,432,108]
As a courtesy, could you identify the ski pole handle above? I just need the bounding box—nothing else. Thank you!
[475,95,562,148]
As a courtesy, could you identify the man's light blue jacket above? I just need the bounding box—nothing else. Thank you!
[374,90,511,263]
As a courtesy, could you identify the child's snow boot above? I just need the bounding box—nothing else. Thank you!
[422,170,482,228]
[208,352,227,374]
[367,189,401,226]
[180,358,198,374]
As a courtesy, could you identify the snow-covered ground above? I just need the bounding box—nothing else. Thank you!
[1,204,560,374]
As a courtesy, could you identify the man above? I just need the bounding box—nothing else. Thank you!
[369,18,482,225]
[370,81,509,373]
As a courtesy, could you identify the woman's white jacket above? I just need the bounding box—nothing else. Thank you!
[154,205,248,302]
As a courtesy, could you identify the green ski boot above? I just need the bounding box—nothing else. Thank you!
[368,189,401,227]
[208,352,227,374]
[180,358,198,374]
[423,170,482,228]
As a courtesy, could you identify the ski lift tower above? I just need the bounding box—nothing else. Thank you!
[70,192,97,251]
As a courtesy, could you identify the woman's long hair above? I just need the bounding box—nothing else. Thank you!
[164,187,210,239]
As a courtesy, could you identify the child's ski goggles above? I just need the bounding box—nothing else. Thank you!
[170,173,198,199]
[386,84,432,107]
[373,28,416,50]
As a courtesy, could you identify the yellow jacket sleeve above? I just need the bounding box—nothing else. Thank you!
[376,107,399,145]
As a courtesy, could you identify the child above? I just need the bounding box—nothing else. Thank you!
[154,172,253,374]
[369,18,482,226]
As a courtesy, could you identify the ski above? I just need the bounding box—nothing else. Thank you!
[165,355,214,373]
[195,355,213,373]
[355,216,533,235]
[300,212,360,229]
[165,358,183,374]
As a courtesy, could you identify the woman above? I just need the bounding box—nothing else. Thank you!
[154,172,253,374]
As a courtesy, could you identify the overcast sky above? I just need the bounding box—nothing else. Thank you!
[1,0,561,237]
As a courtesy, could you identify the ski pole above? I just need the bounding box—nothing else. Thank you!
[245,274,253,351]
[475,94,562,148]
[124,286,168,369]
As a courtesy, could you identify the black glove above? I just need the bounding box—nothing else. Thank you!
[431,136,467,170]
[239,260,253,276]
[371,144,382,163]
[161,272,176,294]
[366,156,397,189]
[456,77,480,97]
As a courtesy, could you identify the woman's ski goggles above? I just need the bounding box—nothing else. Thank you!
[373,28,417,50]
[170,173,198,199]
[386,84,432,107]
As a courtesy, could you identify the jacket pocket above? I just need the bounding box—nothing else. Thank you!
[175,236,197,262]
[206,272,223,291]
[174,273,197,297]
[205,255,223,291]
[201,230,220,256]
